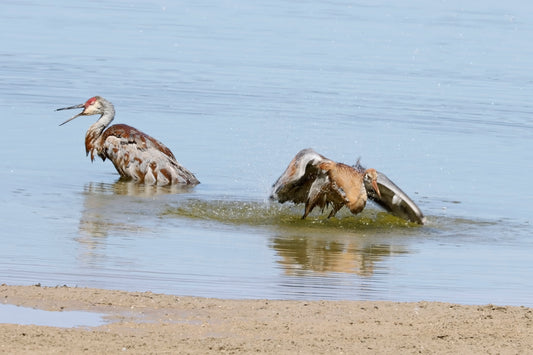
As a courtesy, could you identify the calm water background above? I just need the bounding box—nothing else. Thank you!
[1,0,532,306]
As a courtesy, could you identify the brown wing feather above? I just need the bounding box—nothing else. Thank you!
[326,162,366,214]
[271,149,368,218]
[270,148,332,204]
[86,124,198,186]
[100,124,176,160]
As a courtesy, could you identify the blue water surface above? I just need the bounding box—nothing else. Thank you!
[0,0,532,306]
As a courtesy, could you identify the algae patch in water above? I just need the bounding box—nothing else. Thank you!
[162,199,418,230]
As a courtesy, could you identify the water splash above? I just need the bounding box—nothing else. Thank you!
[163,198,420,230]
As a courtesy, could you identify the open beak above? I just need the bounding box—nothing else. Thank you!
[372,180,382,199]
[56,103,85,126]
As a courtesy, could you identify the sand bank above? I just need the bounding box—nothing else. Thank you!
[1,284,532,354]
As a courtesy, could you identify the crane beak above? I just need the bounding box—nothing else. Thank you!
[372,180,382,199]
[56,103,85,126]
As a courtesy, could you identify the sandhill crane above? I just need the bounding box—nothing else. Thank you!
[271,148,425,224]
[57,96,199,186]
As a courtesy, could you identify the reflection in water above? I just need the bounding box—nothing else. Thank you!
[75,180,193,265]
[271,235,407,276]
[167,198,414,277]
[84,179,195,197]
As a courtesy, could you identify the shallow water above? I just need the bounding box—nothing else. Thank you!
[1,1,532,307]
[0,303,105,328]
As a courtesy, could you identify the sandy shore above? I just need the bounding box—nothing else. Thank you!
[1,284,532,354]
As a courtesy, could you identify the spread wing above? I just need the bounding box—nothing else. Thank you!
[364,170,425,224]
[272,148,425,224]
[270,148,332,204]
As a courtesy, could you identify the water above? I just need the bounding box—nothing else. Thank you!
[1,0,532,307]
[0,303,105,328]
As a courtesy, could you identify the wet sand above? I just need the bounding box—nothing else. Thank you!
[1,284,532,354]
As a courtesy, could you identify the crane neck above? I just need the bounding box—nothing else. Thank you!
[84,99,116,159]
[87,104,115,138]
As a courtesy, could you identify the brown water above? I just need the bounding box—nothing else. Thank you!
[1,0,532,306]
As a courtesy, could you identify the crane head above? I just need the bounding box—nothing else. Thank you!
[363,168,381,199]
[56,96,104,126]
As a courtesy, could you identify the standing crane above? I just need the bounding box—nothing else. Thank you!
[57,96,199,186]
[271,148,425,224]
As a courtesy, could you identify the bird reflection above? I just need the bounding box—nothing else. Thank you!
[78,180,188,237]
[84,178,196,197]
[75,179,193,265]
[271,235,408,276]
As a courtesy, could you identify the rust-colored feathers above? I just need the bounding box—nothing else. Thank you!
[58,98,424,224]
[271,148,380,219]
[58,96,199,186]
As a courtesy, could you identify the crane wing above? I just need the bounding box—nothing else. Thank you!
[91,124,199,185]
[365,171,426,224]
[101,124,176,160]
[272,148,425,224]
[270,148,332,204]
